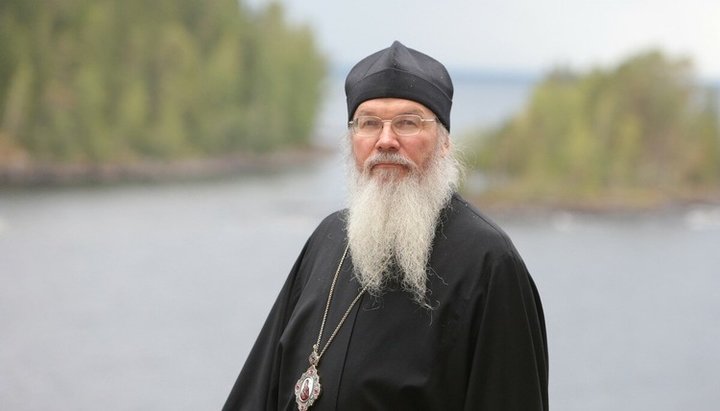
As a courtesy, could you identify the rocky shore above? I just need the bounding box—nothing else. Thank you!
[0,148,331,187]
[468,188,720,216]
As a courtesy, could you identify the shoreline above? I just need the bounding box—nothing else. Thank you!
[0,147,333,187]
[3,151,719,216]
[468,190,720,217]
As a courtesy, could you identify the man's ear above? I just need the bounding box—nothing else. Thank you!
[441,135,451,156]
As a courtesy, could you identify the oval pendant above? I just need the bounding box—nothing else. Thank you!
[294,365,322,410]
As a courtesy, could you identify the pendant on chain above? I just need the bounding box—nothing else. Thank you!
[293,245,364,410]
[294,349,322,410]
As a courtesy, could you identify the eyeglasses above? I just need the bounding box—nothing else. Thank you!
[348,114,437,137]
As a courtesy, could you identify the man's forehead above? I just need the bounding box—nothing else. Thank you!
[355,98,433,116]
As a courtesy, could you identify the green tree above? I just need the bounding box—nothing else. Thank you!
[469,50,720,205]
[0,0,326,165]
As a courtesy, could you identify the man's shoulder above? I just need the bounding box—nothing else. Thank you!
[442,194,517,253]
[305,209,347,245]
[315,209,346,232]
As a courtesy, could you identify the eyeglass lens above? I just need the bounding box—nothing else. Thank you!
[353,115,425,136]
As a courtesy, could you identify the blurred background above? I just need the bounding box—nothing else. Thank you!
[1,0,719,410]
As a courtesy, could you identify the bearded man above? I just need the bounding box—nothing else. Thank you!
[223,41,548,411]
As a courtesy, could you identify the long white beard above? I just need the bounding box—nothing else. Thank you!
[346,143,460,307]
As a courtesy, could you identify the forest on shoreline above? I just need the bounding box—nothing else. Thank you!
[465,50,720,210]
[2,2,719,212]
[0,0,325,185]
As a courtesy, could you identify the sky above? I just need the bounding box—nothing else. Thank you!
[246,0,720,79]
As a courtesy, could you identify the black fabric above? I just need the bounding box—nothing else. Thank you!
[223,194,548,410]
[345,41,454,131]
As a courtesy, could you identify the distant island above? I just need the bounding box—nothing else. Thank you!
[464,50,720,211]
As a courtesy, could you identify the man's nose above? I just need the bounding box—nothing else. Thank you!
[375,121,400,151]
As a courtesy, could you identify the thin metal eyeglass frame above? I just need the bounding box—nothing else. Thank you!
[348,115,437,137]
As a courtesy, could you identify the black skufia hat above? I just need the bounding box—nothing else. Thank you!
[345,41,454,131]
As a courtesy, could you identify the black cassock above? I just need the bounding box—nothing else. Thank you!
[223,194,548,410]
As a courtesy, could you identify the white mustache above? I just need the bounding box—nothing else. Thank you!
[364,153,414,172]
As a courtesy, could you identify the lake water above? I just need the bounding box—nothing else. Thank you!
[1,76,720,410]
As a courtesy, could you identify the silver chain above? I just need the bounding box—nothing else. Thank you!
[313,243,367,362]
